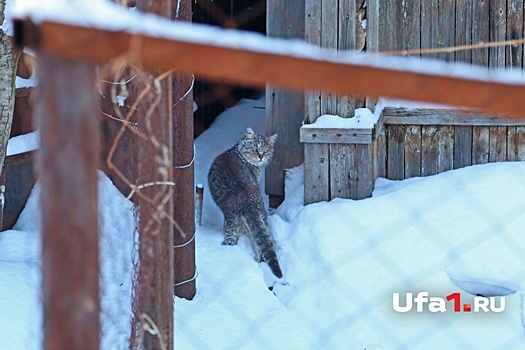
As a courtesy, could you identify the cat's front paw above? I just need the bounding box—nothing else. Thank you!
[222,236,239,245]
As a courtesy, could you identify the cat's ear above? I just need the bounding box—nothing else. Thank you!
[268,134,278,145]
[245,127,256,139]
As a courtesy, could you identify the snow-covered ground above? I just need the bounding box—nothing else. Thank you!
[1,96,525,349]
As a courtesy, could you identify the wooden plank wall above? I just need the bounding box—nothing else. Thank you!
[368,0,524,68]
[378,109,525,180]
[368,0,525,183]
[265,0,305,206]
[304,0,357,123]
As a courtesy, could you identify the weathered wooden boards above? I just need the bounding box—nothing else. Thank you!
[300,1,525,204]
[369,0,524,68]
[304,0,357,122]
[302,0,362,205]
[266,0,305,205]
[303,107,525,204]
[366,0,525,185]
[301,124,378,204]
[378,108,525,180]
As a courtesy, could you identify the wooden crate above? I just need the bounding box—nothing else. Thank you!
[300,123,382,204]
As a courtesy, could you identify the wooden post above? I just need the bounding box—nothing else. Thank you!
[172,0,197,300]
[134,0,174,348]
[35,54,100,350]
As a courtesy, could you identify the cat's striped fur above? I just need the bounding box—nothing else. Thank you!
[208,128,283,278]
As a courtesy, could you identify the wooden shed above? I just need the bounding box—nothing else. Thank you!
[266,0,525,205]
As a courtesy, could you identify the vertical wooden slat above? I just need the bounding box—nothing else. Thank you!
[356,144,373,199]
[320,0,338,115]
[506,0,524,69]
[376,129,387,179]
[304,143,330,204]
[421,0,439,59]
[489,0,507,68]
[438,0,456,62]
[507,126,519,161]
[338,0,356,51]
[366,0,380,53]
[305,90,321,125]
[336,94,355,118]
[387,125,404,180]
[517,126,525,161]
[437,125,454,172]
[385,0,400,52]
[404,125,422,178]
[321,0,337,49]
[489,126,507,162]
[472,0,490,67]
[421,125,439,176]
[455,0,473,63]
[330,143,355,199]
[337,0,356,117]
[37,55,100,350]
[472,126,490,164]
[365,0,380,110]
[305,0,322,124]
[402,0,421,55]
[453,125,473,169]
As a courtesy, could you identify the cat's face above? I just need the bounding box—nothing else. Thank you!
[237,128,277,167]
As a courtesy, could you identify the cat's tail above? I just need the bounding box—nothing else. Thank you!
[260,241,283,279]
[244,212,283,278]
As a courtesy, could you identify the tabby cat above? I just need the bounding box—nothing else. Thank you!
[208,127,283,278]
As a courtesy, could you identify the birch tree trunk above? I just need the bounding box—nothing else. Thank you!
[0,0,20,184]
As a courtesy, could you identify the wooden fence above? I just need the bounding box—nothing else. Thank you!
[301,107,525,204]
[298,0,525,204]
[379,108,525,180]
[367,0,524,68]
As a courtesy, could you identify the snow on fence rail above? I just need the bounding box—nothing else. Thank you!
[12,16,525,117]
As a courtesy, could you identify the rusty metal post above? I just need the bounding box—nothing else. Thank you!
[35,54,100,350]
[172,0,196,300]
